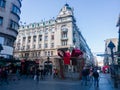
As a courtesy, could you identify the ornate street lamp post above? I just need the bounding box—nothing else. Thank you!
[108,41,115,65]
[108,41,118,88]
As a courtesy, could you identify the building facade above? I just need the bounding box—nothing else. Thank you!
[104,38,118,65]
[14,4,94,69]
[0,0,22,58]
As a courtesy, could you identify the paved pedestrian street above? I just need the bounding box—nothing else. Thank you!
[0,73,119,90]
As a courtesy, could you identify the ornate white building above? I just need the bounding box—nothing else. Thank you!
[14,4,94,68]
[0,0,22,58]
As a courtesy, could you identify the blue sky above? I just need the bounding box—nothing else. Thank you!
[20,0,120,53]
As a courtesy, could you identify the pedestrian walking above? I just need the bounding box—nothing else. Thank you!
[92,69,99,87]
[81,68,88,86]
[36,68,40,81]
[53,68,59,79]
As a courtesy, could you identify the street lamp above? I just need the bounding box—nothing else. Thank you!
[117,14,120,65]
[108,41,118,88]
[0,44,3,53]
[47,56,50,68]
[108,41,115,65]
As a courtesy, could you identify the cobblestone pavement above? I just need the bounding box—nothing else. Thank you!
[0,73,120,90]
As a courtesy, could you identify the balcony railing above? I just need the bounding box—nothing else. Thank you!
[61,37,68,40]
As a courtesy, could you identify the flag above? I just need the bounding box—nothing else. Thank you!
[57,49,65,58]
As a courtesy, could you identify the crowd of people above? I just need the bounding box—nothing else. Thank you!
[81,67,100,87]
[0,64,60,85]
[0,63,100,87]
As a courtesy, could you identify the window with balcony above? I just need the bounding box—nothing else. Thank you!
[61,40,67,46]
[10,20,19,30]
[0,0,6,8]
[12,4,21,16]
[0,16,3,26]
[61,32,67,39]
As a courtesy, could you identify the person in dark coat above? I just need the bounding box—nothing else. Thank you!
[36,68,40,81]
[93,69,99,87]
[81,68,88,85]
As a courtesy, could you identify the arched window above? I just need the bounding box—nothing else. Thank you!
[61,25,68,32]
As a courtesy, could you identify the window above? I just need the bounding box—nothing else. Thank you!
[28,36,31,43]
[23,37,26,42]
[27,45,30,50]
[39,35,42,41]
[61,40,67,46]
[44,36,48,41]
[61,25,68,32]
[44,51,47,56]
[10,20,19,30]
[48,51,50,56]
[32,24,34,27]
[51,35,54,40]
[39,30,42,34]
[51,51,53,56]
[0,0,6,8]
[12,4,21,16]
[61,25,66,30]
[38,44,41,48]
[51,27,55,32]
[45,28,48,34]
[33,36,36,42]
[62,32,67,38]
[0,37,4,44]
[17,45,20,50]
[38,52,41,56]
[5,38,14,47]
[0,16,3,25]
[44,43,48,48]
[33,45,36,49]
[23,46,25,50]
[51,43,54,48]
